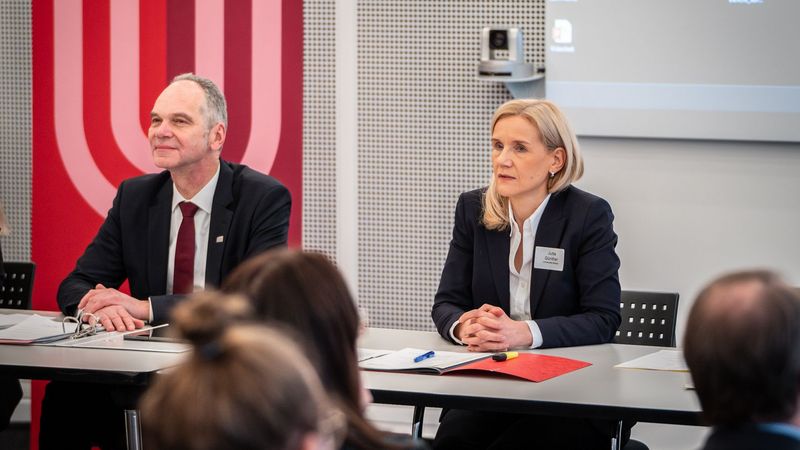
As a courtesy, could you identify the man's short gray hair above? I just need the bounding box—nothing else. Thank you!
[171,73,228,129]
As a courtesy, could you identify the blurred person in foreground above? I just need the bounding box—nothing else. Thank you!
[223,248,427,450]
[140,291,343,450]
[684,270,800,450]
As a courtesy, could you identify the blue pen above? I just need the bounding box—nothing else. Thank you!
[413,350,435,363]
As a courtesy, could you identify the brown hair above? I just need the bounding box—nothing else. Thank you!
[483,99,583,230]
[140,292,339,450]
[683,270,800,426]
[223,249,403,450]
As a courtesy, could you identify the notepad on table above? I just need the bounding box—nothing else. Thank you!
[359,347,591,382]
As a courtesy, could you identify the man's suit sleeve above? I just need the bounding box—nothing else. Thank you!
[57,183,129,316]
[244,181,292,257]
[432,193,476,342]
[535,198,622,348]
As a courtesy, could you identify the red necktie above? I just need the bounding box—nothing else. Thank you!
[173,201,199,294]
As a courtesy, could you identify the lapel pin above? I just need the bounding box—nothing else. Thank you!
[216,235,224,243]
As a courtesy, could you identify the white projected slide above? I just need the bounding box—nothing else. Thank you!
[545,0,800,142]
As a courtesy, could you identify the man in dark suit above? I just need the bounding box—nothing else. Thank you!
[684,270,800,450]
[40,73,291,450]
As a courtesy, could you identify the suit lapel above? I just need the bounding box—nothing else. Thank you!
[485,228,511,312]
[530,191,568,317]
[148,179,173,295]
[205,161,234,288]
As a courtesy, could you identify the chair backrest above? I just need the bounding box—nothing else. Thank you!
[0,262,35,309]
[615,290,679,347]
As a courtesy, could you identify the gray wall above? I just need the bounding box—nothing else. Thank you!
[579,137,800,339]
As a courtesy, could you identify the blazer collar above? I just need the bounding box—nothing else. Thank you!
[204,160,235,288]
[530,188,569,317]
[487,227,511,312]
[148,176,173,295]
[487,189,572,314]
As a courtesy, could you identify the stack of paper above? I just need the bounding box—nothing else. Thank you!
[0,314,77,344]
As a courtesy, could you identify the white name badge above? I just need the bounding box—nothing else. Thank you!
[534,246,565,272]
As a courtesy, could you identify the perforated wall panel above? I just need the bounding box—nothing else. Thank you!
[0,1,32,261]
[302,0,339,260]
[356,1,545,330]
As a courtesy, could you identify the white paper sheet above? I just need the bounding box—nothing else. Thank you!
[615,349,689,372]
[0,314,76,342]
[0,313,36,328]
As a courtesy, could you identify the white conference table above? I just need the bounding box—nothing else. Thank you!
[359,327,702,448]
[1,312,702,449]
[0,309,187,450]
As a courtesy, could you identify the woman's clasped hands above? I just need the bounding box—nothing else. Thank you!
[455,303,533,351]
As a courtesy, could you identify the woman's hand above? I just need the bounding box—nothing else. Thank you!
[455,304,533,351]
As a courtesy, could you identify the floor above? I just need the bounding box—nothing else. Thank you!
[366,404,710,450]
[4,402,708,450]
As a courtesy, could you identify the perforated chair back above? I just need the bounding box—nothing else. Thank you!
[0,262,35,309]
[615,290,679,347]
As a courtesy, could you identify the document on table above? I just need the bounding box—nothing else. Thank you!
[360,348,591,382]
[0,313,36,328]
[49,324,190,353]
[359,347,490,374]
[358,348,392,362]
[0,314,77,344]
[615,349,688,372]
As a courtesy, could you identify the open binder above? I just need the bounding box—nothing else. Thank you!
[0,314,84,344]
[0,314,180,352]
[359,347,591,383]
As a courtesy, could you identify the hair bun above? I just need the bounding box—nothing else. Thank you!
[170,291,253,346]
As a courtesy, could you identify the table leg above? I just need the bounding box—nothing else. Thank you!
[610,419,623,450]
[124,409,143,450]
[411,405,426,439]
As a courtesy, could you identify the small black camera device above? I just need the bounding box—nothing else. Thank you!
[479,27,534,78]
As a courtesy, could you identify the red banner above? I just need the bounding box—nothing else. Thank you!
[31,0,302,446]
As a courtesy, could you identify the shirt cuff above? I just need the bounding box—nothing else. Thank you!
[526,320,543,348]
[147,298,154,323]
[449,320,466,345]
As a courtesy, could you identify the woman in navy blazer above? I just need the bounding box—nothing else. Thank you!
[431,99,623,450]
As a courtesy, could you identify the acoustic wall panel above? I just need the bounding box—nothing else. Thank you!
[356,1,545,330]
[303,0,339,260]
[0,0,32,261]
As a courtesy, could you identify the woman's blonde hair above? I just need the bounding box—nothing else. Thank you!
[0,202,9,236]
[482,99,584,230]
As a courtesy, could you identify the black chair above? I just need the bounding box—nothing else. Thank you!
[0,262,35,309]
[614,290,680,450]
[615,290,679,347]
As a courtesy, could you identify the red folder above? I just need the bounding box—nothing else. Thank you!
[444,353,591,382]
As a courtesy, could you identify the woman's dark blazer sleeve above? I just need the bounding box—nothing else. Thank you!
[431,186,621,348]
[431,191,478,342]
